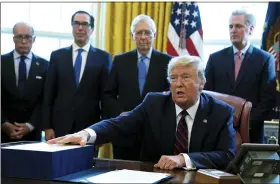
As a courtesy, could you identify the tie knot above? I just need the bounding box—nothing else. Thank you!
[237,50,242,57]
[77,48,83,54]
[20,55,26,61]
[140,56,147,62]
[180,110,188,117]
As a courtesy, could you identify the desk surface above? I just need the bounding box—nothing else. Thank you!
[2,158,196,183]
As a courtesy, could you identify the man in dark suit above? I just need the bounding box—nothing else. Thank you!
[43,11,111,141]
[204,9,276,143]
[48,55,236,170]
[103,14,171,161]
[1,22,48,142]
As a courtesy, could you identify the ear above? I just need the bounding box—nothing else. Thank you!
[249,25,254,35]
[132,33,136,41]
[32,36,36,44]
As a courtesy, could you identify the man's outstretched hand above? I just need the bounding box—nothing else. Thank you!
[47,130,90,146]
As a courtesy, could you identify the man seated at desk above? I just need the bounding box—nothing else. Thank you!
[48,55,236,170]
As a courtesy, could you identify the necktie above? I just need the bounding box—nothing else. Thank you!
[235,50,242,80]
[138,56,147,95]
[174,110,189,154]
[74,48,83,86]
[18,55,27,91]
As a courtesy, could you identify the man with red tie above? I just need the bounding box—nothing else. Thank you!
[1,22,48,142]
[48,55,236,170]
[204,9,276,143]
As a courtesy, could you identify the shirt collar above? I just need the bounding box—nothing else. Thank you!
[13,50,32,60]
[73,42,90,52]
[232,41,250,55]
[175,97,200,120]
[137,47,153,60]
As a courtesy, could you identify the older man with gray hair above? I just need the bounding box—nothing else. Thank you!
[102,14,172,160]
[49,55,236,170]
[204,9,276,143]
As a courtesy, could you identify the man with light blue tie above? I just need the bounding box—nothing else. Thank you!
[1,22,48,142]
[103,14,172,161]
[43,11,112,141]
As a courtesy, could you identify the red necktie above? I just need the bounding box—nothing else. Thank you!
[174,110,188,154]
[235,50,242,80]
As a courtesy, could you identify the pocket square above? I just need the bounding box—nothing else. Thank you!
[203,119,207,123]
[36,76,42,79]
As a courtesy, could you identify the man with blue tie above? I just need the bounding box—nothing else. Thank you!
[103,14,172,161]
[48,55,236,171]
[204,9,276,143]
[1,22,48,142]
[43,11,112,141]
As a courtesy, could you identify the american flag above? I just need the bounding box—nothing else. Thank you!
[167,2,203,58]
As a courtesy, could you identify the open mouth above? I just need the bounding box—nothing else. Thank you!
[176,91,185,97]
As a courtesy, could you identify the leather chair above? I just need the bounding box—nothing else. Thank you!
[203,90,252,152]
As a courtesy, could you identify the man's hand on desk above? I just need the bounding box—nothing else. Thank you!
[45,129,56,141]
[154,155,185,170]
[47,130,90,146]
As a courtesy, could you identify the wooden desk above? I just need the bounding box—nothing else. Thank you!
[2,158,196,183]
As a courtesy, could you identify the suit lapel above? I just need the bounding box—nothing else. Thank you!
[226,47,235,89]
[234,45,254,89]
[78,46,96,88]
[130,50,142,96]
[159,93,177,154]
[142,49,158,95]
[64,46,77,90]
[189,94,210,152]
[5,52,18,92]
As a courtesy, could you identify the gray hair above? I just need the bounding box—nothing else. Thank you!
[13,22,34,35]
[231,9,256,27]
[130,14,156,34]
[167,55,206,82]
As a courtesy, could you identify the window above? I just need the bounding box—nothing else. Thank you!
[1,3,100,60]
[199,2,268,64]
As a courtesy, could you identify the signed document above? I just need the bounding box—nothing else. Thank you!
[86,169,172,183]
[1,142,83,152]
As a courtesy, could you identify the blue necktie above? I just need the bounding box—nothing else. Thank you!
[18,55,27,91]
[74,48,83,86]
[138,56,147,95]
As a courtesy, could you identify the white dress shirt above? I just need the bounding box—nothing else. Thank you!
[13,50,34,131]
[232,41,250,62]
[72,42,91,83]
[175,97,200,170]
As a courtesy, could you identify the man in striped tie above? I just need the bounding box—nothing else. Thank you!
[49,55,236,170]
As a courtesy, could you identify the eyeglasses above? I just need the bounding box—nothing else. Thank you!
[14,35,34,42]
[134,30,153,38]
[72,21,91,28]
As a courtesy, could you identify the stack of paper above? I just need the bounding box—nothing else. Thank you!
[86,169,172,183]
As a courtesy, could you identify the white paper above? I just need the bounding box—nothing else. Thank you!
[86,169,171,183]
[2,142,84,152]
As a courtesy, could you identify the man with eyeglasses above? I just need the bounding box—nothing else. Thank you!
[43,11,111,144]
[1,22,48,142]
[103,14,172,161]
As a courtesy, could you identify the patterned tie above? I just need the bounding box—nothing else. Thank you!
[18,55,27,91]
[138,56,147,95]
[174,110,189,154]
[74,48,83,86]
[235,50,242,80]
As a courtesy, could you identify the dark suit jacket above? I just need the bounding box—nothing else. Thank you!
[43,45,111,137]
[1,51,48,141]
[91,92,236,170]
[103,49,171,147]
[204,45,276,121]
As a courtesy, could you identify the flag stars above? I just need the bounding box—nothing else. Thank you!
[191,21,196,28]
[183,19,189,25]
[176,8,182,16]
[192,10,198,18]
[184,9,190,17]
[187,2,192,6]
[174,19,180,26]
